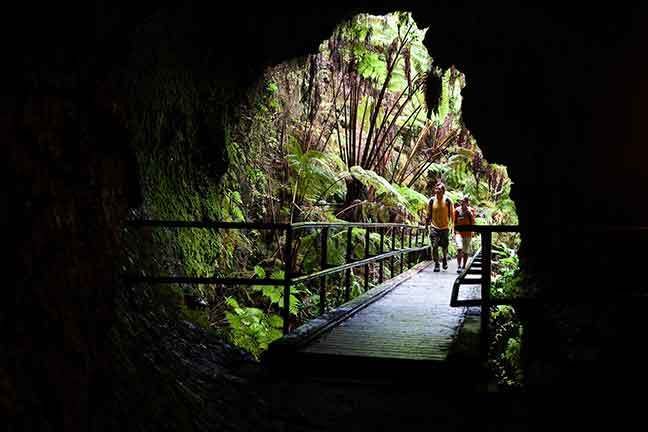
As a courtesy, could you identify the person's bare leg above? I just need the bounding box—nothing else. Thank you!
[463,238,471,268]
[457,249,464,273]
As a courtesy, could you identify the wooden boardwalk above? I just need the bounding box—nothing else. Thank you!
[299,260,478,361]
[265,260,482,380]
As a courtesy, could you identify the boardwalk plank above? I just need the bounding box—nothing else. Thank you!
[299,260,478,361]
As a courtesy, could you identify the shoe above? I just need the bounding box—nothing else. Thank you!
[434,262,440,272]
[457,268,462,274]
[442,259,448,270]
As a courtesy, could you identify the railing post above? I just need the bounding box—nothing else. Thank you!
[364,228,371,291]
[408,228,413,268]
[319,227,329,315]
[379,227,385,283]
[400,227,405,274]
[283,225,293,334]
[390,228,396,278]
[414,228,420,264]
[481,230,492,363]
[344,227,353,302]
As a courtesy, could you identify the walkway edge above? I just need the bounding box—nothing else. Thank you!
[263,261,432,360]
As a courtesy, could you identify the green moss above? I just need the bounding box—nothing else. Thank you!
[180,305,211,329]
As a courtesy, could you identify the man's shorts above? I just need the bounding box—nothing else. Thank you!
[455,234,472,255]
[430,228,449,248]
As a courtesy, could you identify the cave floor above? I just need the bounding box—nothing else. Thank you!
[250,374,530,431]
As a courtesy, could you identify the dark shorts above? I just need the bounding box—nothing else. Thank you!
[430,228,449,249]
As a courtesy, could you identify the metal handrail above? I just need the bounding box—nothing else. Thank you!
[126,220,428,230]
[291,221,426,230]
[127,220,290,230]
[291,245,429,285]
[125,219,431,333]
[450,246,483,307]
[455,224,519,233]
[451,224,521,362]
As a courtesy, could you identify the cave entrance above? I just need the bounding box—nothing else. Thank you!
[128,10,522,386]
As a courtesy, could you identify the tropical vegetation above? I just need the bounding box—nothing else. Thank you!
[130,11,523,386]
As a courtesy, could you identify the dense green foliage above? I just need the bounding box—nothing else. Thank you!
[129,12,522,385]
[490,241,524,389]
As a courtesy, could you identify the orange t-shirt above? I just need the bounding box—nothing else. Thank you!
[454,206,475,238]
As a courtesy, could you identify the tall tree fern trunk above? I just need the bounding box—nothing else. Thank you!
[339,178,368,221]
[345,178,367,202]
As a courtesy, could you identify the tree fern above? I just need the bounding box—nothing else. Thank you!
[287,137,346,204]
[395,184,429,215]
[348,165,432,220]
[351,166,408,207]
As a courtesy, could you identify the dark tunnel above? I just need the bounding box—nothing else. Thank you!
[6,1,648,430]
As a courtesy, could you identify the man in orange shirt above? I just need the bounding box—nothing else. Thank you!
[426,182,454,272]
[454,195,476,273]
